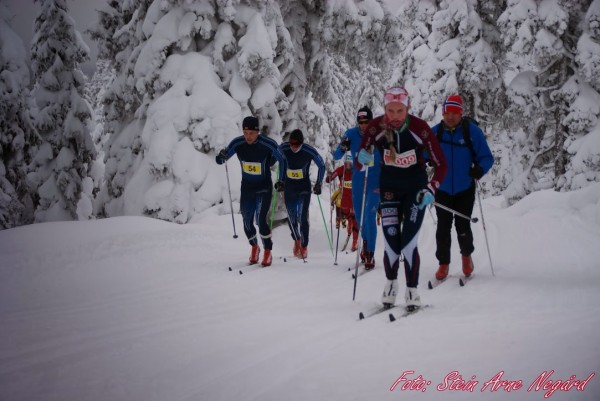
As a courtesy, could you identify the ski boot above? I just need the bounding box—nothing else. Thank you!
[405,287,421,312]
[364,251,375,270]
[249,244,260,265]
[462,255,474,277]
[435,264,449,280]
[382,279,398,308]
[261,249,272,267]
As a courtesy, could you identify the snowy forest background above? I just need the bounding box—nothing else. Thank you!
[1,0,600,230]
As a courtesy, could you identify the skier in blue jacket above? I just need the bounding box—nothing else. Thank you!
[332,106,380,269]
[279,129,326,259]
[431,95,494,280]
[216,116,286,267]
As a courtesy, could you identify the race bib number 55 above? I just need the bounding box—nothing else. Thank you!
[242,162,262,175]
[287,169,304,179]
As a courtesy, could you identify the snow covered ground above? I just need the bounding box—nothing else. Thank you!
[1,184,600,401]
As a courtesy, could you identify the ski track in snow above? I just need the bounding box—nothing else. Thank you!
[1,192,600,401]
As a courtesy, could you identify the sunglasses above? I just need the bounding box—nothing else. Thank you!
[384,89,410,106]
[289,140,302,146]
[358,120,369,125]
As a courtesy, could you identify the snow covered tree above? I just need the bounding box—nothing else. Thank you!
[409,0,500,121]
[92,0,298,222]
[28,0,96,222]
[559,0,600,190]
[85,58,115,215]
[0,5,39,229]
[388,0,436,118]
[89,0,395,222]
[497,0,595,202]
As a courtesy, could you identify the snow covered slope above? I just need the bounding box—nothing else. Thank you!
[1,185,600,401]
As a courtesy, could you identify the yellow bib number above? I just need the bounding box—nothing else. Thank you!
[287,169,304,179]
[242,162,262,175]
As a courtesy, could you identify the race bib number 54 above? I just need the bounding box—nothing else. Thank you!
[242,162,262,175]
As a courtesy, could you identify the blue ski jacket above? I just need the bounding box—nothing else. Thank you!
[217,134,286,192]
[430,120,494,195]
[279,142,326,192]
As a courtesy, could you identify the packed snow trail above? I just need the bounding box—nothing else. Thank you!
[1,187,600,401]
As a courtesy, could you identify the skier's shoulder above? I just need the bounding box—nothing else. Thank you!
[364,115,386,137]
[342,126,360,140]
[279,141,291,152]
[463,117,485,138]
[408,114,434,140]
[258,134,279,147]
[229,135,247,149]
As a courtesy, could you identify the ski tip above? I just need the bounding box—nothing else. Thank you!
[389,313,396,322]
[427,281,433,290]
[459,278,465,286]
[359,312,365,320]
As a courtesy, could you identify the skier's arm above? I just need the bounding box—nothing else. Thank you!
[472,126,494,175]
[419,121,447,191]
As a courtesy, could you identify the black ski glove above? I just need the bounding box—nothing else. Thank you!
[215,148,228,164]
[469,164,484,180]
[313,182,322,195]
[274,181,285,192]
[340,138,351,152]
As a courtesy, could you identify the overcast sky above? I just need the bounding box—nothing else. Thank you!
[3,0,100,77]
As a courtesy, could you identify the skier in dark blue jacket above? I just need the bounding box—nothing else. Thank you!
[279,129,326,259]
[431,95,494,280]
[332,106,380,269]
[216,116,286,267]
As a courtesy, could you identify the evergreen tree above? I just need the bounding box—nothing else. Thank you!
[0,5,39,228]
[497,0,595,202]
[559,0,600,190]
[28,0,96,221]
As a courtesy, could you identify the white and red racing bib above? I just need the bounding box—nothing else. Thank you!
[383,149,417,168]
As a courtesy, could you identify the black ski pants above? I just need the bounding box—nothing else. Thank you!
[380,188,426,288]
[434,185,476,265]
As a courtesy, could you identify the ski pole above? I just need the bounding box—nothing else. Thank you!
[269,165,279,229]
[353,165,369,301]
[224,160,238,239]
[476,181,495,276]
[317,195,335,258]
[328,176,333,240]
[427,204,437,224]
[334,220,341,265]
[433,202,479,223]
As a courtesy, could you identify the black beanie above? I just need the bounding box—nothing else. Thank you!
[357,106,373,122]
[289,129,304,145]
[242,116,259,131]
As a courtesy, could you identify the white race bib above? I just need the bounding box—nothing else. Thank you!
[383,149,417,168]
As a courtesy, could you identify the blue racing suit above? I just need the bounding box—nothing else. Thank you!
[333,126,381,254]
[216,135,286,250]
[279,142,326,247]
